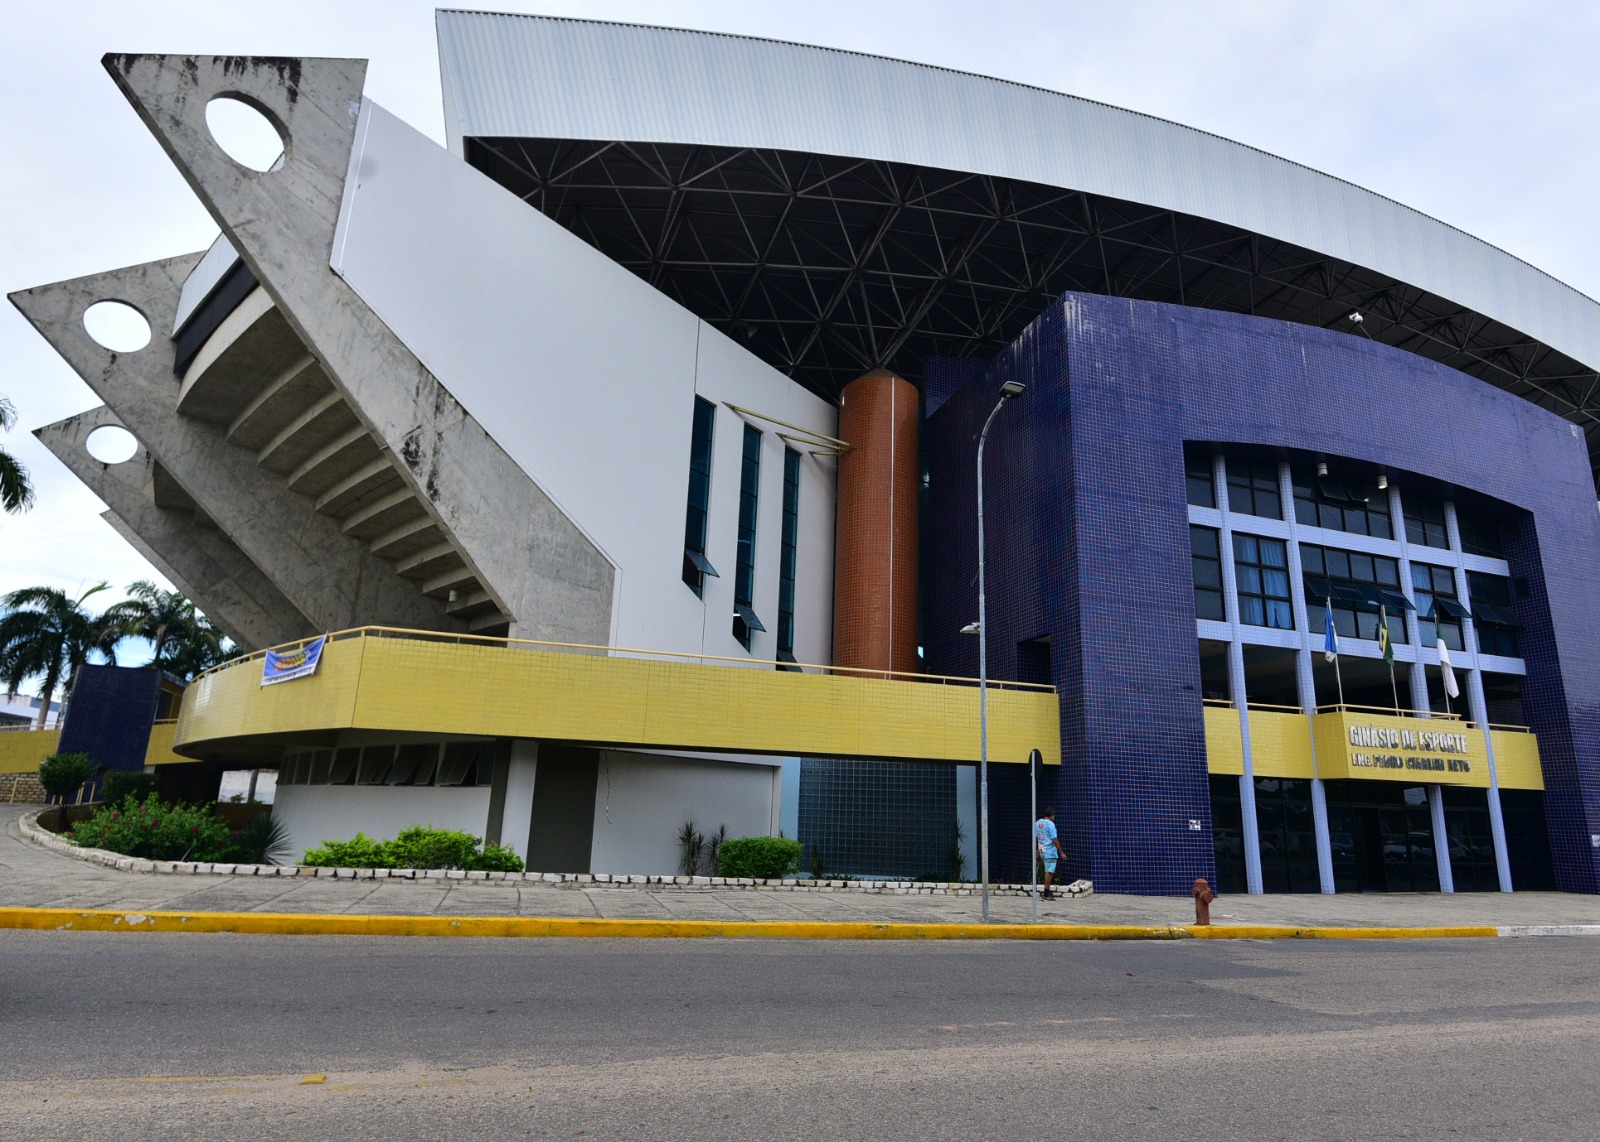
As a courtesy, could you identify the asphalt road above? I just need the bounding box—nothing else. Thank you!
[3,932,1597,1140]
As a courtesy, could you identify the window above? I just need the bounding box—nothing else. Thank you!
[1290,466,1391,538]
[1457,511,1505,558]
[681,397,718,595]
[732,424,765,649]
[1301,544,1407,642]
[1412,563,1464,652]
[1225,458,1281,519]
[1191,526,1225,621]
[1403,493,1449,549]
[776,448,801,664]
[1185,449,1216,508]
[1468,572,1520,657]
[1232,534,1293,629]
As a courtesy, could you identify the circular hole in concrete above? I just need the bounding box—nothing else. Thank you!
[205,95,286,173]
[82,301,151,353]
[85,425,139,465]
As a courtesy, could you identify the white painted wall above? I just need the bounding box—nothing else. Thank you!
[274,784,492,862]
[330,102,835,667]
[589,750,779,875]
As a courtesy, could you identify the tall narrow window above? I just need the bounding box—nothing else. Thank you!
[1190,526,1225,621]
[682,397,718,595]
[777,447,801,664]
[733,424,766,649]
[1184,447,1216,508]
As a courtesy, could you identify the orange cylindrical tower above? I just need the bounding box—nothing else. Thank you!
[833,368,920,676]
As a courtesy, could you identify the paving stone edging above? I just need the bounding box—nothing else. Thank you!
[17,810,1093,898]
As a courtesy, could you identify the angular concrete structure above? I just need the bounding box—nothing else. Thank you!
[34,405,311,649]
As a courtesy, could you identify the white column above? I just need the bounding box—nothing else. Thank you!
[500,740,540,863]
[1428,784,1456,892]
[1214,454,1263,894]
[1445,502,1513,892]
[1280,462,1335,893]
[1397,485,1453,893]
[1389,484,1431,713]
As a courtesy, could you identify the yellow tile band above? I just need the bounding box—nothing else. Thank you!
[177,630,1061,765]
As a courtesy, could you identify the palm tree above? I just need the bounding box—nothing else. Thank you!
[102,581,234,680]
[0,395,34,515]
[0,583,122,729]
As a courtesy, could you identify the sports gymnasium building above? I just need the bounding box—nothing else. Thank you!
[11,12,1600,896]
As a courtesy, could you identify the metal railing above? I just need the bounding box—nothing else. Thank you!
[193,625,1058,694]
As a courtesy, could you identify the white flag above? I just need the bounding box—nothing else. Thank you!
[1437,638,1460,700]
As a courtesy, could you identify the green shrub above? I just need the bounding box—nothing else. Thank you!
[222,812,294,866]
[300,826,525,872]
[715,836,802,880]
[38,753,96,803]
[302,832,388,868]
[384,825,480,870]
[473,842,525,873]
[68,794,230,862]
[101,770,159,806]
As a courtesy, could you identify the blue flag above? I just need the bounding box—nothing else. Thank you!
[1323,599,1339,663]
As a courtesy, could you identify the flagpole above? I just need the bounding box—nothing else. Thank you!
[1381,604,1400,712]
[1327,597,1345,707]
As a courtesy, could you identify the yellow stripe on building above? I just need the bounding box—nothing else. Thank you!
[177,629,1061,765]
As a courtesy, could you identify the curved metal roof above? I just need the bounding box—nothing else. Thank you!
[436,10,1600,477]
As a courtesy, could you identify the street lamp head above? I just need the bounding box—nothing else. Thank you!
[999,380,1026,400]
[960,621,981,635]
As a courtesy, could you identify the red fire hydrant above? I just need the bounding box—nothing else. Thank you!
[1192,877,1215,926]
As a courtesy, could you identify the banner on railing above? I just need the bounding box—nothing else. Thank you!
[262,636,327,687]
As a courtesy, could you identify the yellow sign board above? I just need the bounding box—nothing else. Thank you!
[1312,710,1489,788]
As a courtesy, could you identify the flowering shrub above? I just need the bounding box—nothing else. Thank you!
[302,825,525,872]
[68,794,230,862]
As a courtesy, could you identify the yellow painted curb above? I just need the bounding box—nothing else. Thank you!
[0,907,1499,941]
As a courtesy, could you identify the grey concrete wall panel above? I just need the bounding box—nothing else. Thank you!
[33,405,312,650]
[436,12,1600,384]
[101,52,614,644]
[8,255,451,635]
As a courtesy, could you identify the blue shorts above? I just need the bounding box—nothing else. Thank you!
[1041,856,1057,873]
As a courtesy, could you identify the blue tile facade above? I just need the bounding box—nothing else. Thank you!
[56,665,162,773]
[923,293,1600,895]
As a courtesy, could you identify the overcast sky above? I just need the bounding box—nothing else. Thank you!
[3,0,1597,640]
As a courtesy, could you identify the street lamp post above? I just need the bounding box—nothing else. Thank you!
[973,378,1026,922]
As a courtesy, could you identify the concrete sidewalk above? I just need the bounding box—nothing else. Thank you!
[6,805,1600,930]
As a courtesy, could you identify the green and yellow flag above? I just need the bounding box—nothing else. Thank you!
[1378,604,1395,666]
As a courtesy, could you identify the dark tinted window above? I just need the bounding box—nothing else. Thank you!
[1457,511,1504,558]
[1185,449,1216,509]
[682,397,717,595]
[777,448,801,661]
[1412,563,1464,652]
[1468,572,1520,656]
[1403,493,1449,549]
[1191,526,1225,621]
[1291,466,1391,538]
[732,424,763,649]
[1225,459,1281,519]
[1302,543,1406,643]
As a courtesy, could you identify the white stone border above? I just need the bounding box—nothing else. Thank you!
[18,810,1093,897]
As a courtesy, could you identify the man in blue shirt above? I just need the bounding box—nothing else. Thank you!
[1035,808,1065,900]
